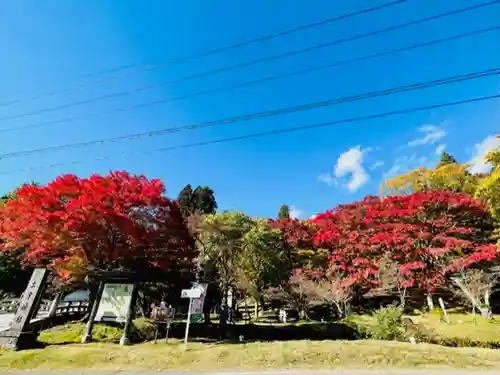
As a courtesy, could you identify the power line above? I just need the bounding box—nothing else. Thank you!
[2,25,497,135]
[1,0,498,123]
[0,67,498,160]
[1,93,498,176]
[0,0,407,108]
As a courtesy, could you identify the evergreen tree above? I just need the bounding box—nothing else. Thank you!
[437,152,458,168]
[193,186,217,214]
[278,204,290,219]
[178,184,194,217]
[178,184,217,216]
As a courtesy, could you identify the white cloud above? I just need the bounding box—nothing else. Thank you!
[318,173,335,186]
[334,146,369,192]
[436,144,446,155]
[383,153,420,180]
[289,205,303,219]
[370,160,385,170]
[408,124,446,147]
[383,164,402,179]
[469,135,500,174]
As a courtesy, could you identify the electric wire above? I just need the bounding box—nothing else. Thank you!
[0,0,497,123]
[1,93,498,175]
[1,25,497,134]
[0,67,498,160]
[0,0,407,107]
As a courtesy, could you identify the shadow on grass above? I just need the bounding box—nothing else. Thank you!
[152,322,360,343]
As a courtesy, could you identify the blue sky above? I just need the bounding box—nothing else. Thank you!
[0,0,498,219]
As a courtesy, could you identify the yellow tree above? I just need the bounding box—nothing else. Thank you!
[476,138,500,241]
[381,163,481,196]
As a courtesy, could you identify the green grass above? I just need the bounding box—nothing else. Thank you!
[412,312,500,342]
[3,311,500,370]
[348,311,500,343]
[3,340,500,370]
[38,317,156,344]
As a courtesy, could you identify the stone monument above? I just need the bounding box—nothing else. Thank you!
[0,268,48,350]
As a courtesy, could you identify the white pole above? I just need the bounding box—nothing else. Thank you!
[184,297,193,351]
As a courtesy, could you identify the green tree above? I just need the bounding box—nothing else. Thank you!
[278,204,290,219]
[191,211,253,307]
[381,163,480,196]
[0,251,31,298]
[178,184,217,216]
[238,219,288,319]
[178,184,194,217]
[437,151,458,168]
[476,143,500,236]
[192,186,217,214]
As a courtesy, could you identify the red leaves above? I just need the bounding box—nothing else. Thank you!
[312,190,497,293]
[268,218,316,249]
[0,171,195,282]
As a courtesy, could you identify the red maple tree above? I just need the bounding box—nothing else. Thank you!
[312,191,498,293]
[268,218,316,249]
[0,171,195,282]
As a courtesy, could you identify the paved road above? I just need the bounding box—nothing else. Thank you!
[3,371,500,375]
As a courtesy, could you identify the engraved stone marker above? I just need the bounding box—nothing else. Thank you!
[0,268,48,350]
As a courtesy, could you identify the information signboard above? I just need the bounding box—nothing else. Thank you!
[94,283,134,323]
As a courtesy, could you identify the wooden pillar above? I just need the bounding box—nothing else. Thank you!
[81,282,105,344]
[48,292,63,317]
[120,281,139,346]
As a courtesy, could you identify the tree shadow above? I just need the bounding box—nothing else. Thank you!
[152,321,360,343]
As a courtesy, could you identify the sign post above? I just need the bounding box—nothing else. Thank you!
[164,307,175,343]
[151,305,176,344]
[181,287,202,351]
[190,283,208,323]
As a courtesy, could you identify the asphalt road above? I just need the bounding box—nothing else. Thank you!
[3,371,500,375]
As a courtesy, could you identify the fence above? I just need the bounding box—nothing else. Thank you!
[0,297,90,319]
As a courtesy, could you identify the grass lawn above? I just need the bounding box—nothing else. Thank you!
[349,311,500,343]
[412,313,500,342]
[2,312,500,371]
[3,339,500,371]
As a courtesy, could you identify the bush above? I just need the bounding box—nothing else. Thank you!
[370,305,404,341]
[434,336,500,349]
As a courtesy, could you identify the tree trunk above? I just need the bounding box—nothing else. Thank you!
[333,302,343,318]
[479,307,490,319]
[399,290,406,310]
[426,294,434,311]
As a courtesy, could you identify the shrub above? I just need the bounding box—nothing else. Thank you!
[370,305,404,340]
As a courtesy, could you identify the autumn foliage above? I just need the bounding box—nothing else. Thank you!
[312,191,498,293]
[0,171,195,283]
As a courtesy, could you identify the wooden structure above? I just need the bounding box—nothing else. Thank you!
[151,305,176,343]
[0,298,89,317]
[81,270,140,346]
